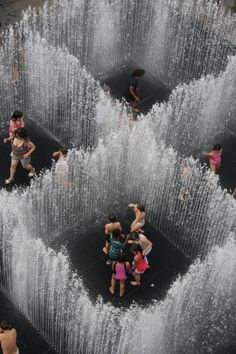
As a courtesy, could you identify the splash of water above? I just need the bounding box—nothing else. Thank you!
[0,183,235,353]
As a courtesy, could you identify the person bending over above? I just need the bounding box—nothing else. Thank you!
[4,110,24,143]
[103,215,122,254]
[125,68,145,113]
[5,127,36,184]
[0,320,19,354]
[128,203,145,233]
[127,231,152,266]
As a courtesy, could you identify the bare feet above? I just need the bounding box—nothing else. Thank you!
[119,289,124,297]
[131,281,141,286]
[109,287,114,295]
[28,170,36,177]
[5,178,14,185]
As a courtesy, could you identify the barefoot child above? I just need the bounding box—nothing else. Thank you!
[130,243,148,286]
[109,254,130,297]
[128,203,145,233]
[203,144,222,174]
[103,215,122,254]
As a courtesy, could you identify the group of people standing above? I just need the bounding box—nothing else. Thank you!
[103,203,153,297]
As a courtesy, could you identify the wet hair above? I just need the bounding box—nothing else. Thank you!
[0,320,11,330]
[132,68,145,78]
[60,148,68,156]
[117,253,126,263]
[137,204,145,212]
[108,214,117,223]
[112,229,121,239]
[11,110,23,120]
[15,127,28,140]
[130,243,142,253]
[130,231,139,241]
[213,144,222,151]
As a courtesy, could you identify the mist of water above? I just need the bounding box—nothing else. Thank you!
[20,0,236,87]
[0,177,235,353]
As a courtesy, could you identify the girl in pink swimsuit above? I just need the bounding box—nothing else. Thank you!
[204,144,222,174]
[4,110,24,143]
[109,254,130,297]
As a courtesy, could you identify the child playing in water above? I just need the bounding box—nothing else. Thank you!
[107,229,124,265]
[127,231,153,265]
[4,110,24,143]
[52,148,68,159]
[109,253,130,297]
[128,203,145,233]
[130,243,148,286]
[179,164,193,201]
[103,215,122,254]
[203,144,223,174]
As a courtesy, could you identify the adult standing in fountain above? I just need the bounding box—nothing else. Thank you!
[125,68,145,113]
[128,203,145,233]
[5,127,36,184]
[0,320,19,354]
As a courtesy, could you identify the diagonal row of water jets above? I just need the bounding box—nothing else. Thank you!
[0,0,235,353]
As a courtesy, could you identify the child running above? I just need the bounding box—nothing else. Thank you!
[103,215,122,254]
[4,110,24,143]
[203,144,223,174]
[128,203,145,233]
[109,253,130,297]
[130,243,148,286]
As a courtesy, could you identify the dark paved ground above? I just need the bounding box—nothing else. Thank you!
[100,63,171,115]
[52,217,189,307]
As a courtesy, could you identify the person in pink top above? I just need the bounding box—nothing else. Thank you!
[4,110,24,143]
[109,254,130,297]
[203,144,223,174]
[130,243,148,286]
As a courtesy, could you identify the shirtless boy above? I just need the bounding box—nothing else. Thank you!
[0,320,19,354]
